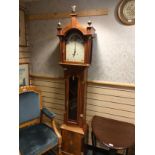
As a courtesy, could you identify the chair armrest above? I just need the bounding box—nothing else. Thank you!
[42,108,56,119]
[42,108,62,152]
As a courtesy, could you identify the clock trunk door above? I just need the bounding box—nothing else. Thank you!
[68,76,78,122]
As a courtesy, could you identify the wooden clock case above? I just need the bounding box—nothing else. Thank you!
[57,9,95,155]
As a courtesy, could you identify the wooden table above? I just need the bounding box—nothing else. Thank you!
[91,116,135,155]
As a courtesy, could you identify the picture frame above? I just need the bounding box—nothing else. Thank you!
[19,7,27,46]
[117,0,135,25]
[19,63,29,86]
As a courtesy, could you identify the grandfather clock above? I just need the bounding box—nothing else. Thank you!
[57,6,95,155]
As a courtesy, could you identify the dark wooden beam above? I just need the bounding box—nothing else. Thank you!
[28,8,108,21]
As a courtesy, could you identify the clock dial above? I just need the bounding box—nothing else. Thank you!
[66,33,84,63]
[118,0,135,25]
[123,0,135,21]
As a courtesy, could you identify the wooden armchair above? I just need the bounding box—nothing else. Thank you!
[19,86,62,155]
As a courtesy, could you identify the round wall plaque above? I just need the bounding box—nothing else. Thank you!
[118,0,135,25]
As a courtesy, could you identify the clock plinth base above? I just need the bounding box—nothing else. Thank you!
[61,124,88,155]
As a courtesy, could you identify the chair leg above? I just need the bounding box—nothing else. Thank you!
[91,131,96,155]
[109,149,117,155]
[58,144,61,155]
[125,148,129,155]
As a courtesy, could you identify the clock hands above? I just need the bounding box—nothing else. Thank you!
[72,40,76,57]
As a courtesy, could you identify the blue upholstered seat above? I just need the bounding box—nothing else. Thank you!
[19,123,58,155]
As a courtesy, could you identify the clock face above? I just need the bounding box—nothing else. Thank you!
[66,32,84,63]
[118,0,135,25]
[123,0,135,21]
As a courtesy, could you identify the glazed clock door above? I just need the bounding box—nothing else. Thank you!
[65,31,85,63]
[68,76,78,123]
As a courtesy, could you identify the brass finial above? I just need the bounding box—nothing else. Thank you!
[88,20,92,27]
[72,5,76,13]
[57,21,62,28]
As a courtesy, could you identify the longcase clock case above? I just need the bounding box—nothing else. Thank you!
[57,6,95,155]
